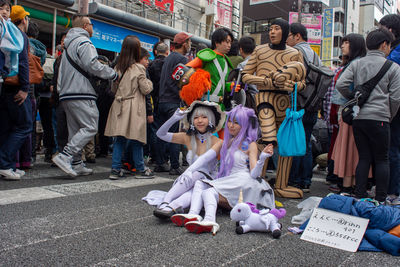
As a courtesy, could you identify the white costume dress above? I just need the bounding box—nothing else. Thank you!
[204,149,275,209]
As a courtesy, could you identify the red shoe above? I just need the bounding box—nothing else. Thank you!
[171,214,202,227]
[185,221,220,235]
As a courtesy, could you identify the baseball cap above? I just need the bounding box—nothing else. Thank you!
[173,32,192,45]
[10,5,30,23]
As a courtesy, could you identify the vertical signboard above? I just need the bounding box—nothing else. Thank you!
[289,12,322,44]
[321,8,334,67]
[215,0,233,29]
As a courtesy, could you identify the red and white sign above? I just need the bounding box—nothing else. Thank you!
[289,12,322,44]
[140,0,174,13]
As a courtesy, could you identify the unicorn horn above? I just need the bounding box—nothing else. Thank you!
[238,190,243,203]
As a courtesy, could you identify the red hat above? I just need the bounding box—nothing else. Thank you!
[173,32,192,45]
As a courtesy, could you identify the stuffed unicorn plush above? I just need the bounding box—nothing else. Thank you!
[230,194,286,238]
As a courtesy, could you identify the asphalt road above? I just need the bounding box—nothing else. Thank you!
[0,156,399,266]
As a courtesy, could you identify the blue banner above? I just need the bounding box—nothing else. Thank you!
[322,8,334,38]
[91,19,160,59]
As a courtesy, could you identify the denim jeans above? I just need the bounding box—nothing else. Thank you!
[0,93,32,170]
[112,136,145,172]
[155,102,180,169]
[353,120,390,202]
[289,111,318,186]
[389,112,400,196]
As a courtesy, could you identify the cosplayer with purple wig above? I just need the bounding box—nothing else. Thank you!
[170,105,276,235]
[218,105,258,178]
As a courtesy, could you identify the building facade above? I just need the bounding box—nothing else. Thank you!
[359,0,397,37]
[13,0,240,60]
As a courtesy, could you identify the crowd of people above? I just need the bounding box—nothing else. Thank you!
[1,1,400,235]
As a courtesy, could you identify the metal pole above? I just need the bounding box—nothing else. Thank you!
[52,8,57,58]
[298,0,302,22]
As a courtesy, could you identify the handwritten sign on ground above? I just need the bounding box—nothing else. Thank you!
[301,208,369,252]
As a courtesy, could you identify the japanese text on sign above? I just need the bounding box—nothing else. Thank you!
[301,208,369,252]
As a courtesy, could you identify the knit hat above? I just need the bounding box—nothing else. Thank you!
[10,5,30,23]
[269,18,289,50]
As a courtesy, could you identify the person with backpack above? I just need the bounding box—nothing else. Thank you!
[335,27,400,203]
[286,23,323,193]
[379,14,400,206]
[52,15,117,177]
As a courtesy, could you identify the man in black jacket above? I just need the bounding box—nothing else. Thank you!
[148,42,169,114]
[155,32,191,175]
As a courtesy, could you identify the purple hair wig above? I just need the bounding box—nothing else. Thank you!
[217,105,258,178]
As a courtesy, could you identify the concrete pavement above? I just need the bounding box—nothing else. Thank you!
[0,155,399,266]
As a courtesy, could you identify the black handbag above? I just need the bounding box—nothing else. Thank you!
[342,60,393,125]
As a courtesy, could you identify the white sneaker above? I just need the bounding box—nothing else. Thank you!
[15,169,26,177]
[386,195,400,206]
[72,163,93,176]
[52,153,77,177]
[0,169,21,180]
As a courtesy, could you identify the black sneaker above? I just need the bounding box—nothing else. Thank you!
[154,164,170,172]
[109,169,125,180]
[86,158,96,164]
[169,167,184,175]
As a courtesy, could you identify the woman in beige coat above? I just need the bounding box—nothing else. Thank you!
[105,35,154,179]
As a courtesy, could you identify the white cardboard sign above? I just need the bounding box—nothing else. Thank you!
[301,208,369,252]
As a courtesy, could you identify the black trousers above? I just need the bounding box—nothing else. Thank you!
[352,119,390,202]
[56,103,68,153]
[38,97,55,154]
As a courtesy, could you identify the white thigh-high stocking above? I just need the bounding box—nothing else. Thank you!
[202,187,219,223]
[188,180,210,215]
[162,171,205,209]
[169,189,192,210]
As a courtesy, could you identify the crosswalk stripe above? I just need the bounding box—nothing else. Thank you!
[0,177,172,206]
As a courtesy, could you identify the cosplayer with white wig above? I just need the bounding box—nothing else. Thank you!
[150,101,225,219]
[171,105,276,235]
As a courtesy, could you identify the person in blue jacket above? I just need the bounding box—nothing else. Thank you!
[380,14,400,206]
[0,4,31,181]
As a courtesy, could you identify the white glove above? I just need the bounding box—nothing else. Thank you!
[183,149,217,177]
[156,108,188,142]
[250,152,272,179]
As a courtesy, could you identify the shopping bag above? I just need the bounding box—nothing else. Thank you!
[277,83,306,157]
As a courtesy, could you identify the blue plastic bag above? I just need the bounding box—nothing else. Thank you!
[0,18,24,77]
[277,84,306,157]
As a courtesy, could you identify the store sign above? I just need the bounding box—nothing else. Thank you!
[140,0,174,13]
[321,8,334,67]
[249,0,279,5]
[216,0,232,29]
[91,20,159,58]
[289,12,322,44]
[301,208,369,252]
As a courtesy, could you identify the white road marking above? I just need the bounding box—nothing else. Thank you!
[0,177,172,205]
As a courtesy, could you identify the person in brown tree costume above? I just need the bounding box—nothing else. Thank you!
[242,18,306,198]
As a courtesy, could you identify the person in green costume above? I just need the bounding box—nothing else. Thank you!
[183,28,236,111]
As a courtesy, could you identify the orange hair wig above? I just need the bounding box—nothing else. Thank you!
[179,69,211,106]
